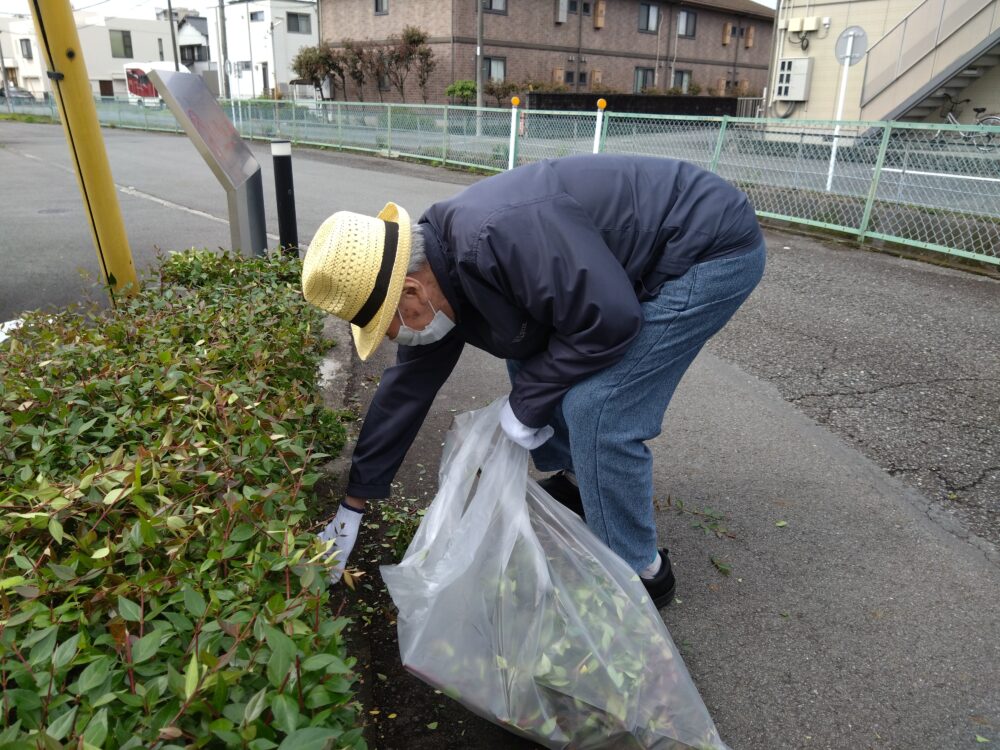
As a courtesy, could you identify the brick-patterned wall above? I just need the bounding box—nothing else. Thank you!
[321,0,452,41]
[320,0,772,103]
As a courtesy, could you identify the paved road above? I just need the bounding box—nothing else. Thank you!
[3,121,999,748]
[0,121,476,322]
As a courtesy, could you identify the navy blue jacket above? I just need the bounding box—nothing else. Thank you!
[347,155,762,499]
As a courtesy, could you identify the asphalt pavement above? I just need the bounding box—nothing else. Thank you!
[3,121,999,748]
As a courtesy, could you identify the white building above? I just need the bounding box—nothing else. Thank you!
[76,13,181,97]
[0,15,49,98]
[206,0,319,100]
[0,12,179,99]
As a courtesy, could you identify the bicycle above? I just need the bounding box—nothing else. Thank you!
[934,93,1000,152]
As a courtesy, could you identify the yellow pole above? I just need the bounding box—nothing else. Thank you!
[28,0,138,297]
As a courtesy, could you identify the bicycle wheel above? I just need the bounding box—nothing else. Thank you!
[975,116,1000,152]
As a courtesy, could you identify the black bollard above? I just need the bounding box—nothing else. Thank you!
[271,140,298,255]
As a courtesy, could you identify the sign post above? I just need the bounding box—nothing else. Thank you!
[826,26,868,193]
[150,69,267,256]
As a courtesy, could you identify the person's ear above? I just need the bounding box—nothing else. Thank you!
[401,276,426,301]
[400,277,418,298]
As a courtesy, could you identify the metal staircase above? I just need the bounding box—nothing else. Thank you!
[860,0,1000,122]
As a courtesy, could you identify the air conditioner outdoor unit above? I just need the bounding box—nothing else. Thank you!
[773,57,813,101]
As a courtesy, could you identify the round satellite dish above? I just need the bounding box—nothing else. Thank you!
[835,26,868,66]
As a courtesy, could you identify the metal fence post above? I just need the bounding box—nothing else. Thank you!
[386,104,393,156]
[442,105,450,165]
[508,96,521,170]
[709,116,729,173]
[600,105,611,152]
[592,98,606,154]
[858,123,893,242]
[336,102,343,149]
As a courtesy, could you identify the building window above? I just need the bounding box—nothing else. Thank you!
[483,0,506,12]
[582,2,591,14]
[237,61,252,72]
[672,69,691,92]
[634,67,654,92]
[564,70,575,85]
[638,3,659,33]
[19,39,32,60]
[568,0,577,11]
[250,11,264,21]
[181,45,209,64]
[378,72,389,90]
[482,56,506,82]
[375,0,388,14]
[287,12,311,33]
[157,38,164,61]
[578,71,587,85]
[569,0,593,14]
[677,9,696,37]
[109,30,133,59]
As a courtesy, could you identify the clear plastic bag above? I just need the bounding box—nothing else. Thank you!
[381,398,730,750]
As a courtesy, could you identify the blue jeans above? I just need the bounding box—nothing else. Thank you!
[508,239,766,572]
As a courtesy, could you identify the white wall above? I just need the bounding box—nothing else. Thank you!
[767,0,916,122]
[206,0,318,100]
[0,17,49,97]
[75,14,178,96]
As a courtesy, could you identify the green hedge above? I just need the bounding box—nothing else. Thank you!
[0,252,365,750]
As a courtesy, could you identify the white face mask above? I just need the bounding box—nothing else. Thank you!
[394,300,455,347]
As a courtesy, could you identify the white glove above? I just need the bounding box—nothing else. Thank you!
[317,503,364,584]
[500,398,554,450]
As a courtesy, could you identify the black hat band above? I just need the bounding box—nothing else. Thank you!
[350,220,399,328]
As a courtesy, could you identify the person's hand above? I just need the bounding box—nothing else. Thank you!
[317,501,365,584]
[500,398,554,450]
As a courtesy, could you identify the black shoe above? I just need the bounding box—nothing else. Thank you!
[641,549,676,609]
[537,471,585,518]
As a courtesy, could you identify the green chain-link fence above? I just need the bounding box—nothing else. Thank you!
[10,96,998,265]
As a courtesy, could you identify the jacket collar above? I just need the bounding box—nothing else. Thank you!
[419,220,463,323]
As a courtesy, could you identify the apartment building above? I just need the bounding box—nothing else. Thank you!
[767,0,1000,124]
[319,0,774,103]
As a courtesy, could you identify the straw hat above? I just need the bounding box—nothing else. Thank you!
[301,202,411,361]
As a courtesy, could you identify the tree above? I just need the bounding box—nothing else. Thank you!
[359,44,390,103]
[384,26,427,103]
[484,79,519,107]
[446,79,477,105]
[415,45,437,103]
[291,44,331,100]
[343,40,366,101]
[327,47,348,101]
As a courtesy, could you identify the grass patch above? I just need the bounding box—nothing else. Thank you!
[0,112,56,124]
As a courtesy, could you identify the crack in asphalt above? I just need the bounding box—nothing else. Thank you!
[788,376,986,402]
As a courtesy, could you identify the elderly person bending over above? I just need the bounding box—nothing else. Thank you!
[302,154,766,608]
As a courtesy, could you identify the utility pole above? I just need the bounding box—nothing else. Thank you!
[246,4,254,98]
[475,0,483,136]
[218,0,231,98]
[270,18,283,98]
[166,0,180,71]
[475,0,483,110]
[0,32,13,114]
